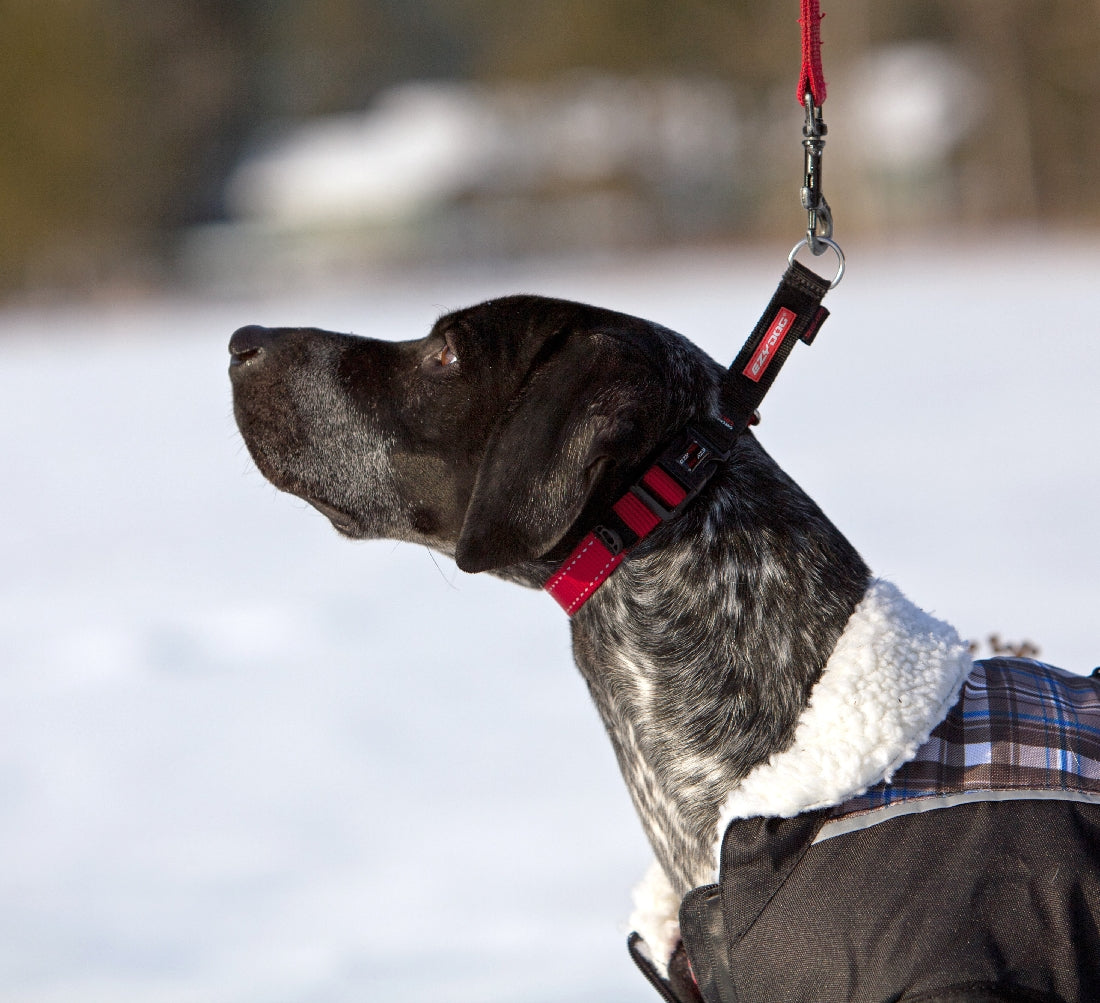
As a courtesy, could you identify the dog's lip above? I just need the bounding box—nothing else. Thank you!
[305,498,359,535]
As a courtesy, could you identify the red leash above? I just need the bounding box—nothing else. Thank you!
[794,0,840,269]
[797,0,827,107]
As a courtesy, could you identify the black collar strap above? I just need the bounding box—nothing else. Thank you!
[545,259,833,615]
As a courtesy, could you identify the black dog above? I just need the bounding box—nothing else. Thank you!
[230,295,1100,1003]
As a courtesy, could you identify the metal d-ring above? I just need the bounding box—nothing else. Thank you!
[788,236,845,289]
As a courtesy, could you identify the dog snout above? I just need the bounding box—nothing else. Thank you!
[229,325,276,370]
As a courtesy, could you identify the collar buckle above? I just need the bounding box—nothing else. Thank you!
[652,419,735,503]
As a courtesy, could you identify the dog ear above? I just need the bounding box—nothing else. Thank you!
[454,339,656,574]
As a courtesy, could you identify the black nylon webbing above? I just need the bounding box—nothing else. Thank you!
[620,259,832,515]
[706,258,832,455]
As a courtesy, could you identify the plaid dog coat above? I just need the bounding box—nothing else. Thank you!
[635,655,1100,1003]
[821,657,1100,840]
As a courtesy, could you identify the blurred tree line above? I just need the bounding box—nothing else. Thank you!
[1,0,1098,297]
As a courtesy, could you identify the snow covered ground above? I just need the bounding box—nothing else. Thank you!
[1,236,1098,1002]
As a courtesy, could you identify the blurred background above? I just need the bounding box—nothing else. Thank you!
[3,0,1099,299]
[2,3,1100,1003]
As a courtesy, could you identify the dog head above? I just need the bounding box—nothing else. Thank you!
[229,294,720,577]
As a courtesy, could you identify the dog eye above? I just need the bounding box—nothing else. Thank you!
[430,337,458,368]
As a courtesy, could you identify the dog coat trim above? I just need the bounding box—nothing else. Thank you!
[627,860,683,979]
[713,578,972,862]
[815,787,1100,844]
[814,657,1100,842]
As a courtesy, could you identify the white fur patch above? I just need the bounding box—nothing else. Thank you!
[627,860,682,976]
[713,578,972,864]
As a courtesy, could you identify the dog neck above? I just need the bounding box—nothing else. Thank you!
[559,432,872,893]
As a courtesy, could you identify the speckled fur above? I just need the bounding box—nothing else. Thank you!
[229,295,870,898]
[568,434,870,892]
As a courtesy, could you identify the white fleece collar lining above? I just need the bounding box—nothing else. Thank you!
[626,860,683,978]
[713,577,973,860]
[629,579,973,974]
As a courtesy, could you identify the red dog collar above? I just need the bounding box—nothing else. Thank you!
[545,416,738,615]
[544,258,832,616]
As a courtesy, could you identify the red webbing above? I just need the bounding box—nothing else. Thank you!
[547,461,682,615]
[642,467,688,508]
[545,534,625,615]
[613,492,662,537]
[797,0,827,106]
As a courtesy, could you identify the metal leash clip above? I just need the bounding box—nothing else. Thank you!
[789,91,845,288]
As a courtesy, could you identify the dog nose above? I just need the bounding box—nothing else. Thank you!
[229,325,274,368]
